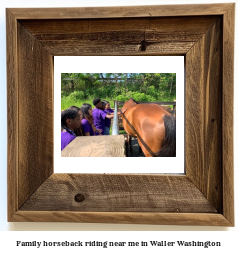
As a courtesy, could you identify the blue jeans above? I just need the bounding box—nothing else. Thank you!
[104,126,110,135]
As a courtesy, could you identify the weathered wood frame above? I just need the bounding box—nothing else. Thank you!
[7,4,234,225]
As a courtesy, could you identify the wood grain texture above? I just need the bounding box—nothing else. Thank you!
[20,174,217,213]
[186,18,222,212]
[38,41,193,56]
[61,136,125,157]
[19,17,218,56]
[222,4,235,226]
[39,42,190,56]
[18,23,54,208]
[20,17,218,34]
[7,9,18,221]
[6,4,234,225]
[11,211,232,226]
[8,4,233,19]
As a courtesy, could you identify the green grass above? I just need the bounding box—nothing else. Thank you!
[109,126,126,135]
[61,96,116,110]
[61,95,176,111]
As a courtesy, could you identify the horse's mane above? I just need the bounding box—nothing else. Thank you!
[131,98,139,104]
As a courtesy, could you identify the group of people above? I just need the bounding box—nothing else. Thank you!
[61,98,120,151]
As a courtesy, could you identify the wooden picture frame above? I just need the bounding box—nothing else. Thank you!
[7,3,234,225]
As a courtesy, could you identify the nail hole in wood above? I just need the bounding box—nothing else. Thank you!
[211,119,215,122]
[74,194,85,202]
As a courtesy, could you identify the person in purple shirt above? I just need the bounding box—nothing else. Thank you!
[68,105,83,136]
[61,109,81,151]
[102,100,114,135]
[92,98,115,135]
[81,103,102,136]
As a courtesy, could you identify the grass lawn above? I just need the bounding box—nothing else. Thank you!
[61,96,116,110]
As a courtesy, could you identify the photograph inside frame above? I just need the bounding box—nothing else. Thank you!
[61,73,176,158]
[54,56,184,174]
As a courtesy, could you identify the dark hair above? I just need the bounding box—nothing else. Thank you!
[102,100,109,105]
[81,103,94,125]
[93,98,101,106]
[61,109,78,130]
[68,105,81,112]
[131,98,139,104]
[67,106,83,136]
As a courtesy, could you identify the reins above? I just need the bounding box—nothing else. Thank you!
[121,111,158,157]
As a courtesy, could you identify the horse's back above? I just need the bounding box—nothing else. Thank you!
[134,104,167,135]
[123,104,168,156]
[122,99,175,157]
[132,103,169,122]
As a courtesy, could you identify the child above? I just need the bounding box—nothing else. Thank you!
[68,105,83,136]
[102,100,114,135]
[81,103,102,136]
[92,98,115,135]
[61,109,81,150]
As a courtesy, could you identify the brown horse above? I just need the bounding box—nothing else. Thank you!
[121,98,176,157]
